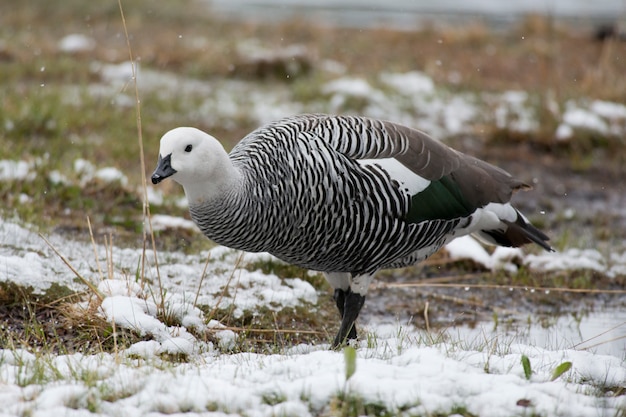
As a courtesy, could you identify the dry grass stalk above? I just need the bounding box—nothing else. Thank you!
[39,233,104,301]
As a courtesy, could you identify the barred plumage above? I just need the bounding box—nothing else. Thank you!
[152,113,552,348]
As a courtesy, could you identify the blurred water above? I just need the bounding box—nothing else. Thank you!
[206,0,625,29]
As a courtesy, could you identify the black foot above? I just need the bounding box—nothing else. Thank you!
[332,289,365,349]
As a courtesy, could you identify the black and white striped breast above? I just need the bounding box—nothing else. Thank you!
[189,117,461,274]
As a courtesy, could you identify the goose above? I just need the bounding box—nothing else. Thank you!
[151,114,552,348]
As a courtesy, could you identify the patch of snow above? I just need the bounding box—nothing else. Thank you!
[48,170,69,185]
[249,89,304,125]
[144,185,164,206]
[95,167,128,186]
[444,235,521,272]
[380,71,435,96]
[158,336,197,356]
[491,246,524,272]
[320,59,346,75]
[99,293,203,356]
[0,160,34,181]
[73,158,95,181]
[322,77,389,113]
[562,106,609,134]
[193,79,301,128]
[530,246,626,276]
[215,329,237,350]
[0,222,85,293]
[524,248,607,273]
[446,235,493,267]
[493,90,539,133]
[555,123,574,140]
[563,207,576,220]
[446,236,626,279]
[96,61,137,85]
[148,214,197,232]
[442,94,477,134]
[98,278,144,298]
[0,219,318,318]
[590,99,626,119]
[58,34,95,53]
[100,295,161,335]
[93,61,214,101]
[175,196,189,209]
[35,384,90,410]
[323,77,374,97]
[72,158,128,186]
[125,340,162,358]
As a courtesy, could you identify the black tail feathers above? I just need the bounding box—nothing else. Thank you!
[481,212,554,252]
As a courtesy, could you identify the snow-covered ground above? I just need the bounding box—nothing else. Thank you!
[1,43,624,416]
[1,217,624,416]
[1,333,623,417]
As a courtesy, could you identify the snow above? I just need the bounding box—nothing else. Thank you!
[0,160,34,181]
[543,248,619,278]
[95,166,129,186]
[1,217,625,415]
[555,122,574,141]
[48,169,69,185]
[58,34,95,53]
[445,235,626,280]
[590,100,626,120]
[493,90,539,133]
[0,218,318,319]
[149,214,197,231]
[380,71,435,96]
[445,235,523,272]
[322,76,390,113]
[145,185,165,205]
[556,99,626,140]
[562,108,609,135]
[73,158,128,186]
[0,333,623,416]
[322,77,376,98]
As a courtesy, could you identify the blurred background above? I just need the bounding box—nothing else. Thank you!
[210,0,625,30]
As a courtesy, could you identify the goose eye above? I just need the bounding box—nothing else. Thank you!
[184,144,193,152]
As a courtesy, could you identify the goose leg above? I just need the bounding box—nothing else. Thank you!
[324,272,357,346]
[332,289,365,348]
[333,288,347,317]
[333,288,357,339]
[331,274,373,349]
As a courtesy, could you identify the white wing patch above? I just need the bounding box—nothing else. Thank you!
[357,158,431,195]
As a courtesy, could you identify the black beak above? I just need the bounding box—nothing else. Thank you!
[151,153,177,184]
